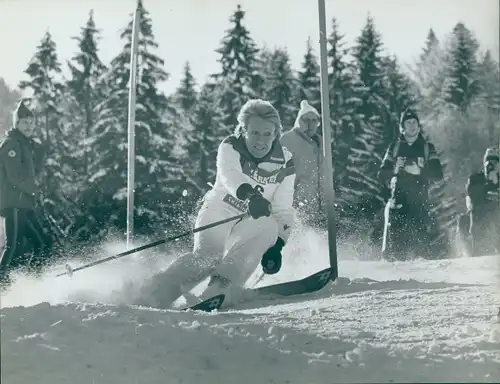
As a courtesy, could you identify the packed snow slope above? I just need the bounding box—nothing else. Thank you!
[1,229,500,384]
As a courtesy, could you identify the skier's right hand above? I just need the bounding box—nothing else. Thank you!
[247,194,272,219]
[236,183,272,219]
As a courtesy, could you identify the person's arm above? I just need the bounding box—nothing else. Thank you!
[216,138,256,197]
[424,143,444,181]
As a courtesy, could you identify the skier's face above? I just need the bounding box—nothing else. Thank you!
[245,116,276,158]
[402,118,420,138]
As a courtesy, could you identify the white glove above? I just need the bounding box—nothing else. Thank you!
[487,170,499,184]
[389,176,398,190]
[404,162,421,175]
[465,196,473,211]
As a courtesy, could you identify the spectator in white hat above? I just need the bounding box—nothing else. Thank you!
[280,100,325,229]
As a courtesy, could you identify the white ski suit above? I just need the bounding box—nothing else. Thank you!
[139,134,296,308]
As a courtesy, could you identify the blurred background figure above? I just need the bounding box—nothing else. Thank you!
[456,147,499,257]
[281,100,325,230]
[377,108,444,261]
[0,100,52,285]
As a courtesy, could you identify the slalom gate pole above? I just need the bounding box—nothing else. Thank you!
[56,213,246,277]
[317,0,338,280]
[126,5,140,249]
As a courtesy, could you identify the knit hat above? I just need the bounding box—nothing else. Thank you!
[13,99,34,123]
[399,108,420,130]
[484,147,499,163]
[294,100,320,128]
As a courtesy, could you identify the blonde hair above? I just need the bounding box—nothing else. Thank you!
[234,99,283,138]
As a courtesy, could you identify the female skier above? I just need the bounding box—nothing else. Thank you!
[139,99,296,308]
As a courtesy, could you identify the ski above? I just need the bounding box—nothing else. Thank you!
[182,294,225,312]
[249,267,334,296]
[180,269,333,312]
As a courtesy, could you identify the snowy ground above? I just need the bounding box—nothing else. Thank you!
[1,229,500,384]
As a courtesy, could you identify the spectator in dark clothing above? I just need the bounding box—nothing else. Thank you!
[457,147,499,256]
[0,100,51,284]
[377,108,444,260]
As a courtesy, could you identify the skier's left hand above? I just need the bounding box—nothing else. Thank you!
[261,237,285,274]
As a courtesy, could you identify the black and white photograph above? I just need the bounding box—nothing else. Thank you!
[0,0,499,382]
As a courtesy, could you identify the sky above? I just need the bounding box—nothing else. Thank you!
[0,0,498,96]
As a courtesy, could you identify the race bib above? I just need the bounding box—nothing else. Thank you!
[222,194,247,212]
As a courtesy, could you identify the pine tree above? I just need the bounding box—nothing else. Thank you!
[259,47,296,128]
[19,32,64,143]
[421,29,439,58]
[66,10,106,181]
[475,51,500,141]
[328,17,352,113]
[214,5,261,128]
[175,61,198,113]
[19,32,72,228]
[411,28,448,120]
[381,55,417,139]
[296,37,321,114]
[326,18,364,195]
[172,61,199,185]
[341,16,388,210]
[89,0,174,236]
[442,23,480,112]
[185,81,226,194]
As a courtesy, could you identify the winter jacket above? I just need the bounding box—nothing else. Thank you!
[378,134,443,208]
[280,128,324,223]
[204,135,296,243]
[0,128,45,214]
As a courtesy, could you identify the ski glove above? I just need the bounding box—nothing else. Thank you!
[261,237,285,275]
[236,183,272,219]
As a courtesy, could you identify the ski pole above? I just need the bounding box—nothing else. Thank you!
[57,213,246,277]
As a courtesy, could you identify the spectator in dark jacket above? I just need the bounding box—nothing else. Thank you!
[0,100,50,284]
[377,108,444,260]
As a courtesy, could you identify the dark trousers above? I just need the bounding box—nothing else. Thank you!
[470,207,499,256]
[0,207,52,273]
[383,202,430,260]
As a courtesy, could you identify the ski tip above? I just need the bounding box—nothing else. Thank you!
[183,294,225,313]
[312,267,334,284]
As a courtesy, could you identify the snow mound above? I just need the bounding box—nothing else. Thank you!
[2,254,500,383]
[1,296,499,384]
